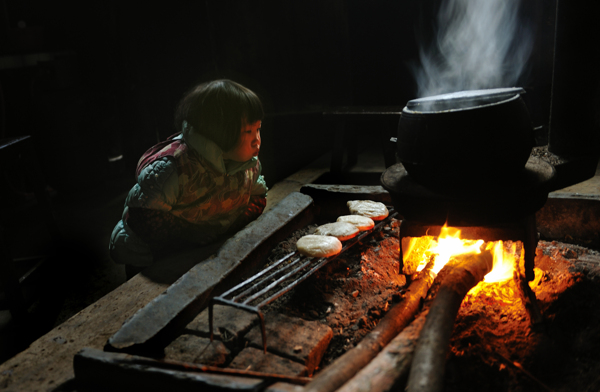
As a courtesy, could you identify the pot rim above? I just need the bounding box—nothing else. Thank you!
[404,87,525,114]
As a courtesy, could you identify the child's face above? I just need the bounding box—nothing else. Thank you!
[223,120,261,162]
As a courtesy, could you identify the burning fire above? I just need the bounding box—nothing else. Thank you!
[404,226,541,304]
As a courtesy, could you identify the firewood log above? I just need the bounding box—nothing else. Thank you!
[336,310,428,392]
[304,264,435,392]
[406,248,493,392]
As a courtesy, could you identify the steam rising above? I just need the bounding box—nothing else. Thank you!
[413,0,532,98]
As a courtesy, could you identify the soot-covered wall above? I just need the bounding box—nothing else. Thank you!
[0,1,420,190]
[0,0,557,191]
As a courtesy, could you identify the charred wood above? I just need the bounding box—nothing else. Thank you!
[336,310,428,392]
[304,264,435,392]
[406,248,493,392]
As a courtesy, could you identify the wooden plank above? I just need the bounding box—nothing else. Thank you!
[106,192,314,352]
[0,273,170,391]
[74,347,266,391]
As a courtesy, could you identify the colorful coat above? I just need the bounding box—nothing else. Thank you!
[109,126,268,266]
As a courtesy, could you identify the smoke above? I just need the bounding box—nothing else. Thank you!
[412,0,532,98]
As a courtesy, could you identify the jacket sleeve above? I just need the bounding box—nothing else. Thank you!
[108,158,180,266]
[126,157,180,211]
[109,215,154,266]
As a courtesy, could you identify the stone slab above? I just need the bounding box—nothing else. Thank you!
[245,313,333,376]
[546,155,599,193]
[186,305,259,343]
[536,196,600,249]
[0,272,171,392]
[228,347,307,377]
[300,184,391,203]
[164,334,229,366]
[300,184,393,220]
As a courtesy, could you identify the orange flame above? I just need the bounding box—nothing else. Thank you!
[425,226,484,274]
[406,225,523,304]
[468,241,520,302]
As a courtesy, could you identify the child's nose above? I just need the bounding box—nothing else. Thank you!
[253,132,261,146]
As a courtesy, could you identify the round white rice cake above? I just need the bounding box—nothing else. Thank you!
[336,215,375,231]
[314,221,360,241]
[347,200,389,221]
[297,235,343,258]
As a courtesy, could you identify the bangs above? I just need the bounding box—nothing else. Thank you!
[177,80,264,152]
[241,89,264,125]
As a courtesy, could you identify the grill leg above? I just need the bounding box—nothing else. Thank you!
[519,215,544,328]
[398,221,405,275]
[258,311,267,354]
[523,214,538,282]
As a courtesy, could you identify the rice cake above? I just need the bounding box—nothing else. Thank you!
[314,221,360,241]
[336,215,375,231]
[297,235,343,258]
[347,200,389,221]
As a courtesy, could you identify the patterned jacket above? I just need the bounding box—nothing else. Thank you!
[109,125,268,266]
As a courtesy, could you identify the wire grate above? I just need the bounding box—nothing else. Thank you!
[209,208,398,352]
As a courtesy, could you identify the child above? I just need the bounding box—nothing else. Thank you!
[109,80,268,272]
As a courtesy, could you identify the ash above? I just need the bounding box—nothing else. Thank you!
[264,218,406,368]
[531,146,568,166]
[264,223,600,390]
[443,240,600,392]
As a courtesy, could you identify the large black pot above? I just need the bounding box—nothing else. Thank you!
[396,88,534,190]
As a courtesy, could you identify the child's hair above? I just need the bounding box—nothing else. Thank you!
[175,79,264,152]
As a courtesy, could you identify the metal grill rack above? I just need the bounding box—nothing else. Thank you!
[209,209,398,352]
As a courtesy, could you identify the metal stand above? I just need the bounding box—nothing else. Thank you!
[210,210,398,352]
[398,215,543,327]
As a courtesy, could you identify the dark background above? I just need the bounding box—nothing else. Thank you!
[0,0,557,193]
[4,0,599,367]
